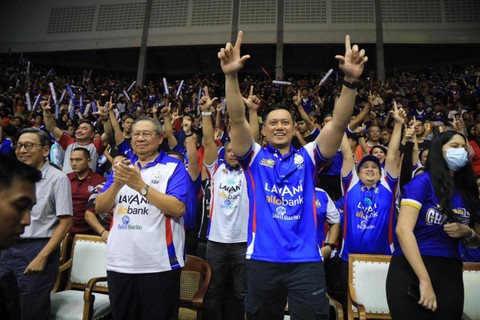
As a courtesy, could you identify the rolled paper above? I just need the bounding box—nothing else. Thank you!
[19,52,23,64]
[55,102,59,119]
[49,82,58,105]
[77,110,84,119]
[79,94,84,113]
[196,86,202,105]
[123,90,131,101]
[261,66,272,81]
[69,100,75,119]
[16,79,20,88]
[66,85,74,99]
[25,93,32,111]
[66,85,77,107]
[272,80,293,86]
[83,103,91,116]
[176,80,184,97]
[46,68,53,78]
[319,69,333,86]
[163,77,169,95]
[26,61,30,75]
[92,100,98,113]
[32,94,41,110]
[127,81,136,92]
[59,89,67,103]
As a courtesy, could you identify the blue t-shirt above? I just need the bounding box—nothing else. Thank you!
[237,141,329,263]
[315,188,341,259]
[395,172,470,258]
[340,169,398,261]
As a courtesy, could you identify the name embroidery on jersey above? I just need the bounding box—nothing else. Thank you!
[260,159,275,168]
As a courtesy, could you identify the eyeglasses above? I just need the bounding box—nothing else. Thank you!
[14,143,44,151]
[132,131,155,139]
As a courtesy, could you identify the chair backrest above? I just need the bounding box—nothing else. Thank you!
[180,255,211,303]
[66,234,108,293]
[463,262,480,320]
[179,255,211,320]
[348,254,392,319]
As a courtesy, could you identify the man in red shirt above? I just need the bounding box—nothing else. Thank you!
[67,147,106,235]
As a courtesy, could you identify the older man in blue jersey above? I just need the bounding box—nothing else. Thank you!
[218,31,368,319]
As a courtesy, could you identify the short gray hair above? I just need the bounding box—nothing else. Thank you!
[19,128,52,146]
[133,116,163,136]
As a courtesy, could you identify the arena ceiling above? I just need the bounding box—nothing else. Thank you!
[3,43,479,78]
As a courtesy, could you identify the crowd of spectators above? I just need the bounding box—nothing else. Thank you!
[1,52,480,319]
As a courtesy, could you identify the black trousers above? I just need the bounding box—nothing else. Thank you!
[245,260,329,320]
[386,255,463,320]
[107,269,181,320]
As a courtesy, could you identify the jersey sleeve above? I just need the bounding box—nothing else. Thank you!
[401,173,429,211]
[165,162,189,206]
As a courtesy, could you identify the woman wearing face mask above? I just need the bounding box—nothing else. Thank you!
[386,131,480,320]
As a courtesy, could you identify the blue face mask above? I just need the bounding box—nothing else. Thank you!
[444,148,468,172]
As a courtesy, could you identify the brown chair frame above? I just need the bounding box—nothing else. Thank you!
[179,254,211,320]
[347,254,392,320]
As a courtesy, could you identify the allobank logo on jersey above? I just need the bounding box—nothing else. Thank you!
[264,182,304,206]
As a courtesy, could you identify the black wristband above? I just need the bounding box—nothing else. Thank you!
[324,242,336,250]
[342,79,360,90]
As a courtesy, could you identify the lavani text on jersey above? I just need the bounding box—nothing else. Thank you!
[118,194,150,205]
[264,182,303,197]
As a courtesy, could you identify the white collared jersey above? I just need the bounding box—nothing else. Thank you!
[205,148,249,243]
[102,145,189,273]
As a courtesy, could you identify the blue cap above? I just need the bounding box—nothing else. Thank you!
[358,154,381,169]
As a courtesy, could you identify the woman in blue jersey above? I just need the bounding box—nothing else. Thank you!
[386,131,480,319]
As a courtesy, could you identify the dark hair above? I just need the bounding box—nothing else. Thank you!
[78,120,95,132]
[72,147,91,159]
[425,131,480,225]
[167,150,185,162]
[264,104,294,123]
[0,154,41,191]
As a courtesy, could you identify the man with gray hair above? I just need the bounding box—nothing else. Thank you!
[0,128,73,320]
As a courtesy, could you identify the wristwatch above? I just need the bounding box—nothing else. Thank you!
[324,243,336,250]
[140,184,150,197]
[342,79,360,90]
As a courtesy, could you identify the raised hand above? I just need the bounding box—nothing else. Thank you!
[40,96,52,111]
[218,31,251,75]
[335,35,368,81]
[292,90,302,107]
[243,85,260,111]
[390,101,406,125]
[199,86,218,112]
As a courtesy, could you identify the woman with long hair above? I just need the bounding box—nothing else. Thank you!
[386,130,480,319]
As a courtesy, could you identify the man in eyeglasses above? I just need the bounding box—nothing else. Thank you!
[96,117,189,320]
[0,128,73,320]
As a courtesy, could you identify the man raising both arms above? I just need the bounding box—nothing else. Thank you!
[218,31,367,319]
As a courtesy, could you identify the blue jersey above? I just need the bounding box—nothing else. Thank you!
[340,169,398,261]
[315,188,340,259]
[395,172,470,258]
[238,142,329,262]
[460,245,480,262]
